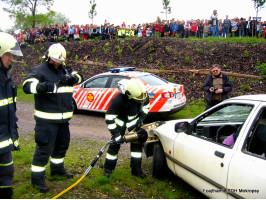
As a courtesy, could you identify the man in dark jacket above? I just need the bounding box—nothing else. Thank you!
[23,43,83,193]
[104,79,150,179]
[0,32,23,198]
[203,64,232,110]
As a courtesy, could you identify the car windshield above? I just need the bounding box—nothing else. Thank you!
[139,74,168,86]
[201,104,253,123]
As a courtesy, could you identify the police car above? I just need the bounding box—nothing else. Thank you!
[73,67,186,116]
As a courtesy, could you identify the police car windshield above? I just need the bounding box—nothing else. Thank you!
[139,74,168,86]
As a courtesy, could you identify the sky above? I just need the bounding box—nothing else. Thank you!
[0,0,266,31]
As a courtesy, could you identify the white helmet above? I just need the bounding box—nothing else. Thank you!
[0,32,23,57]
[47,43,66,64]
[118,79,148,102]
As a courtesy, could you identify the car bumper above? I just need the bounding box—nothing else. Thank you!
[148,100,186,117]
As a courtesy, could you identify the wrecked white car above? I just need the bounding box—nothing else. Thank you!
[145,94,266,199]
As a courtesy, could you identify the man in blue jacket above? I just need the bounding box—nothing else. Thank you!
[0,32,23,198]
[203,64,233,110]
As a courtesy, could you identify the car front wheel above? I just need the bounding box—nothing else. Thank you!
[152,142,168,178]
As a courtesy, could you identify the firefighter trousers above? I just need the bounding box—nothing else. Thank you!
[31,121,70,172]
[104,142,143,171]
[0,151,14,198]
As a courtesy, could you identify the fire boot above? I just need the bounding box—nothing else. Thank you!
[50,162,73,178]
[131,167,146,179]
[31,171,49,193]
[104,169,112,178]
[0,187,13,199]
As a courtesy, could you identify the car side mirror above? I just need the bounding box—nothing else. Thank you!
[175,121,190,134]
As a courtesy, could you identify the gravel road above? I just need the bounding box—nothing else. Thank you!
[16,101,111,142]
[16,101,132,157]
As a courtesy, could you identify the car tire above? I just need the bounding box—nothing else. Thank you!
[152,142,168,178]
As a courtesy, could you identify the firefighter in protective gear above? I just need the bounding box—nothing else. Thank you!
[0,32,23,198]
[23,43,83,193]
[104,79,151,178]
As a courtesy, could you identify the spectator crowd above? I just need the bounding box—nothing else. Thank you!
[11,15,266,46]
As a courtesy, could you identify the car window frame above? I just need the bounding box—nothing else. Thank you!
[189,102,255,148]
[82,75,111,89]
[242,106,266,160]
[107,75,131,89]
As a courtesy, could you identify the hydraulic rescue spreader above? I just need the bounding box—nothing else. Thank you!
[52,122,161,199]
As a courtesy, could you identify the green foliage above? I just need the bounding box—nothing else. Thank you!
[184,57,191,63]
[83,65,88,71]
[132,60,137,65]
[75,55,79,60]
[167,99,205,120]
[165,46,171,52]
[230,76,236,82]
[242,84,251,91]
[149,46,155,52]
[198,82,204,88]
[92,47,97,54]
[116,45,123,56]
[89,0,97,24]
[149,55,154,63]
[66,51,71,56]
[107,61,113,68]
[243,50,249,57]
[222,65,229,69]
[17,86,34,102]
[167,77,174,82]
[255,62,266,79]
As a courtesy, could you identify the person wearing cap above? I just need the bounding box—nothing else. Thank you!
[203,64,233,110]
[22,43,83,193]
[0,32,23,198]
[103,78,151,179]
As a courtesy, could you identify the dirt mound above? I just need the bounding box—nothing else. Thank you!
[13,37,265,102]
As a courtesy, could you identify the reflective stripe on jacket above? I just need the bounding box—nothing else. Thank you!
[0,68,19,154]
[105,93,150,135]
[22,61,82,123]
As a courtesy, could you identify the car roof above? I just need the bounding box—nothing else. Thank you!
[229,94,266,102]
[96,70,151,78]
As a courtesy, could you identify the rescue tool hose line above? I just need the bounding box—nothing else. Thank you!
[52,140,113,199]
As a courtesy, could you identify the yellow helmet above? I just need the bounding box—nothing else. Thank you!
[47,43,66,64]
[0,32,23,57]
[118,79,148,102]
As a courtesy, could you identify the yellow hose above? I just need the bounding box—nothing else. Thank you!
[52,174,86,199]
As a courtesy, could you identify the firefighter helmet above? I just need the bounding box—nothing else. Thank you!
[118,79,148,102]
[0,32,23,57]
[47,43,66,64]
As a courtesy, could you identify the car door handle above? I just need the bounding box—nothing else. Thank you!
[214,151,225,158]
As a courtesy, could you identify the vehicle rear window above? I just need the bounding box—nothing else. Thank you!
[139,74,168,86]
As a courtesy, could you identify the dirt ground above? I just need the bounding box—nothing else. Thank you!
[13,37,266,102]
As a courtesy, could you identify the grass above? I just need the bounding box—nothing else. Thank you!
[14,87,206,199]
[12,133,204,199]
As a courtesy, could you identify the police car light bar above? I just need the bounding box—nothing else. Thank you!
[109,67,136,73]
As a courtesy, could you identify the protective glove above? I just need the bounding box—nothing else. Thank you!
[112,132,124,144]
[135,120,143,131]
[136,128,148,144]
[59,74,78,86]
[13,144,20,151]
[37,82,57,93]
